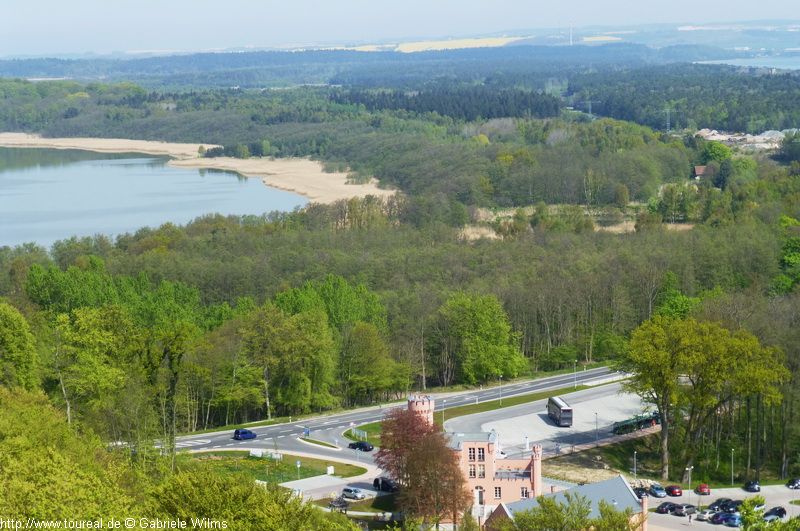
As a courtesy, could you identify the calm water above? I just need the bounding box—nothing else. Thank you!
[701,56,800,70]
[0,148,307,247]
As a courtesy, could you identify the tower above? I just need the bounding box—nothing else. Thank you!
[407,395,435,426]
[531,444,543,496]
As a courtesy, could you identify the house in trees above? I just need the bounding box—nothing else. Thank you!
[407,395,543,523]
[693,165,709,179]
[484,474,648,531]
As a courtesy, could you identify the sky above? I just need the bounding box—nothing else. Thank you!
[0,0,796,57]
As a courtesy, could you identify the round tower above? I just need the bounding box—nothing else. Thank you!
[407,394,435,426]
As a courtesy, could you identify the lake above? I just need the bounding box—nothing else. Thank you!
[700,56,800,70]
[0,148,307,248]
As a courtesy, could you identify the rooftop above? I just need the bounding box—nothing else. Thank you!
[503,475,640,520]
[447,431,498,450]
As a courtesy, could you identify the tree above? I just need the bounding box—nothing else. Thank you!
[0,388,135,519]
[623,317,788,481]
[506,492,591,531]
[375,407,438,487]
[152,468,357,531]
[701,141,733,164]
[0,302,37,389]
[432,292,526,385]
[339,321,396,406]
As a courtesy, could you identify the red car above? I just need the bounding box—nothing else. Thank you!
[695,483,711,495]
[666,485,683,496]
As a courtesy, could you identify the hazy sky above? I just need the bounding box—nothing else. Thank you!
[0,0,795,56]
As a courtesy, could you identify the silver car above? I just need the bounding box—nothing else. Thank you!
[342,487,366,500]
[696,508,716,521]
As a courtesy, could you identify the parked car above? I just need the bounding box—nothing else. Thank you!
[724,513,742,527]
[743,480,761,492]
[632,487,649,499]
[764,513,782,524]
[649,483,668,498]
[655,502,677,514]
[342,487,366,500]
[348,441,374,452]
[233,428,256,440]
[764,507,787,519]
[753,501,766,512]
[673,504,697,517]
[709,498,732,511]
[726,500,744,514]
[373,477,399,492]
[787,478,800,489]
[696,508,717,521]
[665,485,683,497]
[695,483,711,495]
[711,511,729,525]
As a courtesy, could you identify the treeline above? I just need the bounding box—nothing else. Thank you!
[569,63,800,133]
[0,78,707,212]
[330,86,561,121]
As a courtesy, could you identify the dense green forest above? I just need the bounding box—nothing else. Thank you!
[3,46,800,519]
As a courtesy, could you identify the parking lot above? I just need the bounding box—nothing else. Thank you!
[645,483,800,530]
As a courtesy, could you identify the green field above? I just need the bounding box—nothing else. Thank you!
[183,451,367,483]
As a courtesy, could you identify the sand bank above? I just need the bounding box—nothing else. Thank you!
[0,133,395,204]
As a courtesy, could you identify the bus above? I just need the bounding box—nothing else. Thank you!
[547,396,573,427]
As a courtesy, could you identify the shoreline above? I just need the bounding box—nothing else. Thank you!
[0,133,395,204]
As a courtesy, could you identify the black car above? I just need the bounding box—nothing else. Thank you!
[765,507,787,519]
[787,478,800,489]
[709,498,732,511]
[632,487,649,500]
[348,441,374,452]
[743,480,761,492]
[655,502,677,514]
[725,500,744,513]
[373,477,399,492]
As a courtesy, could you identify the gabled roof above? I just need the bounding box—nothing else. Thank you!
[694,165,708,176]
[503,475,641,520]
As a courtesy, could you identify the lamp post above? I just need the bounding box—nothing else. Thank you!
[442,399,447,425]
[499,375,503,406]
[685,465,694,492]
[730,448,734,486]
[634,450,638,482]
[594,412,599,445]
[573,360,577,389]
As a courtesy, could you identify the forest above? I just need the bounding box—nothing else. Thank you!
[2,45,800,523]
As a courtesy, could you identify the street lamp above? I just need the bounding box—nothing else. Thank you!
[730,448,734,486]
[685,465,694,492]
[594,412,599,445]
[499,375,503,406]
[573,360,577,389]
[634,450,638,482]
[442,399,447,425]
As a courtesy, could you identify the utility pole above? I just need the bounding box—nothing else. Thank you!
[731,448,734,486]
[499,375,503,406]
[634,450,638,482]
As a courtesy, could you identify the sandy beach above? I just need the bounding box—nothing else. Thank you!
[0,133,394,204]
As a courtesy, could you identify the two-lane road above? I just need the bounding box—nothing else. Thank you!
[176,366,620,464]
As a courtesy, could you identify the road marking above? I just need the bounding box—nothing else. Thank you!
[277,435,285,438]
[174,438,213,448]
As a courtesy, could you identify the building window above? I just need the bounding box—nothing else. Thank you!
[468,448,475,461]
[494,487,502,499]
[521,487,530,499]
[478,448,485,461]
[478,465,485,478]
[468,465,476,478]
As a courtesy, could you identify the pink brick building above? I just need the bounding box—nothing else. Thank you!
[407,395,543,520]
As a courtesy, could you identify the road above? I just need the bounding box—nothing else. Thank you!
[445,382,646,457]
[175,366,619,466]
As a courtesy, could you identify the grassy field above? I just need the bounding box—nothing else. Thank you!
[299,437,338,448]
[182,451,367,483]
[544,434,787,488]
[344,383,592,445]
